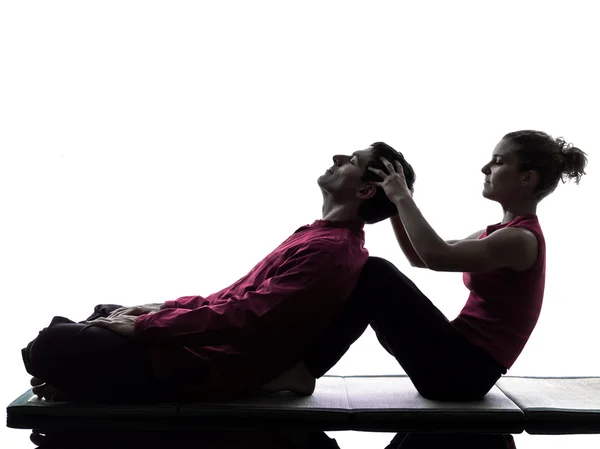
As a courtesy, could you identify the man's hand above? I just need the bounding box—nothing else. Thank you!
[86,315,137,337]
[107,303,164,319]
[368,157,413,204]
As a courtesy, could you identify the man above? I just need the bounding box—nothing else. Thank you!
[23,142,416,402]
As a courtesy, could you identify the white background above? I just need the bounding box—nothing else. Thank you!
[1,1,597,447]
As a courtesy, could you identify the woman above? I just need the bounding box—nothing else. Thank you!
[294,130,588,401]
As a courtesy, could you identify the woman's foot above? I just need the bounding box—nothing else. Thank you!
[262,362,316,396]
[30,377,71,402]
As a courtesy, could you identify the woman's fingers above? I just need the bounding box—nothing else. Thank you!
[379,157,395,171]
[368,166,386,177]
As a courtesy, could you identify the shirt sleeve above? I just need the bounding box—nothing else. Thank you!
[163,296,209,310]
[134,241,349,345]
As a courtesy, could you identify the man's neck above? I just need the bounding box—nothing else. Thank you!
[321,201,361,222]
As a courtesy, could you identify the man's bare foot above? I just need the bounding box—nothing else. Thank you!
[262,361,316,396]
[30,377,71,402]
[30,376,44,387]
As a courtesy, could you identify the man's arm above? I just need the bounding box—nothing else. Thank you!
[134,243,352,346]
[163,296,209,310]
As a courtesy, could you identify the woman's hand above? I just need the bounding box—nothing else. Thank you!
[368,157,413,204]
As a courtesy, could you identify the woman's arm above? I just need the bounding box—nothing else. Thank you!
[392,197,537,272]
[390,215,427,268]
[445,229,486,245]
[370,157,535,273]
[390,215,484,268]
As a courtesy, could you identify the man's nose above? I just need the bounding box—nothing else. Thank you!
[332,155,347,166]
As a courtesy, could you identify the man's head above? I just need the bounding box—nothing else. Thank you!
[317,142,416,224]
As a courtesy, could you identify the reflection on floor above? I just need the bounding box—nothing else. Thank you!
[28,429,517,448]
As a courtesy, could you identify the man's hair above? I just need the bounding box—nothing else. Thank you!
[503,130,588,202]
[358,142,416,224]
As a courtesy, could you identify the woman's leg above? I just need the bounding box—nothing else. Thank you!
[389,433,515,448]
[304,257,506,401]
[365,257,506,400]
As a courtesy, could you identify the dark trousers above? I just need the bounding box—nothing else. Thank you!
[21,304,181,402]
[304,257,507,401]
[22,257,505,403]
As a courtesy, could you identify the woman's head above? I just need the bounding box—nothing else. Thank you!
[482,130,588,203]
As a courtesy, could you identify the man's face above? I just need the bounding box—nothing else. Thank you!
[318,147,375,199]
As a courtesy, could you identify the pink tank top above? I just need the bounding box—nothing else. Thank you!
[451,214,546,369]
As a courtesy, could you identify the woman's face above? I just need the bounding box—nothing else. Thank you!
[481,139,534,201]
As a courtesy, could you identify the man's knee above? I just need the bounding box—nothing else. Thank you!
[22,335,50,381]
[22,324,80,382]
[21,341,37,378]
[22,327,57,379]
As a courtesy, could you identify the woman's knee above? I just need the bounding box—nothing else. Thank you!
[363,257,416,289]
[364,256,402,275]
[361,257,426,314]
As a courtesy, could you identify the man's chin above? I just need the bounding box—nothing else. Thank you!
[317,174,328,186]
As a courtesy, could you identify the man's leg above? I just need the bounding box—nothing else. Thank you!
[82,303,124,322]
[22,305,171,402]
[26,304,125,399]
[22,323,164,402]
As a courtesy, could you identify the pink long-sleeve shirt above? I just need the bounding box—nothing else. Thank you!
[135,219,369,396]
